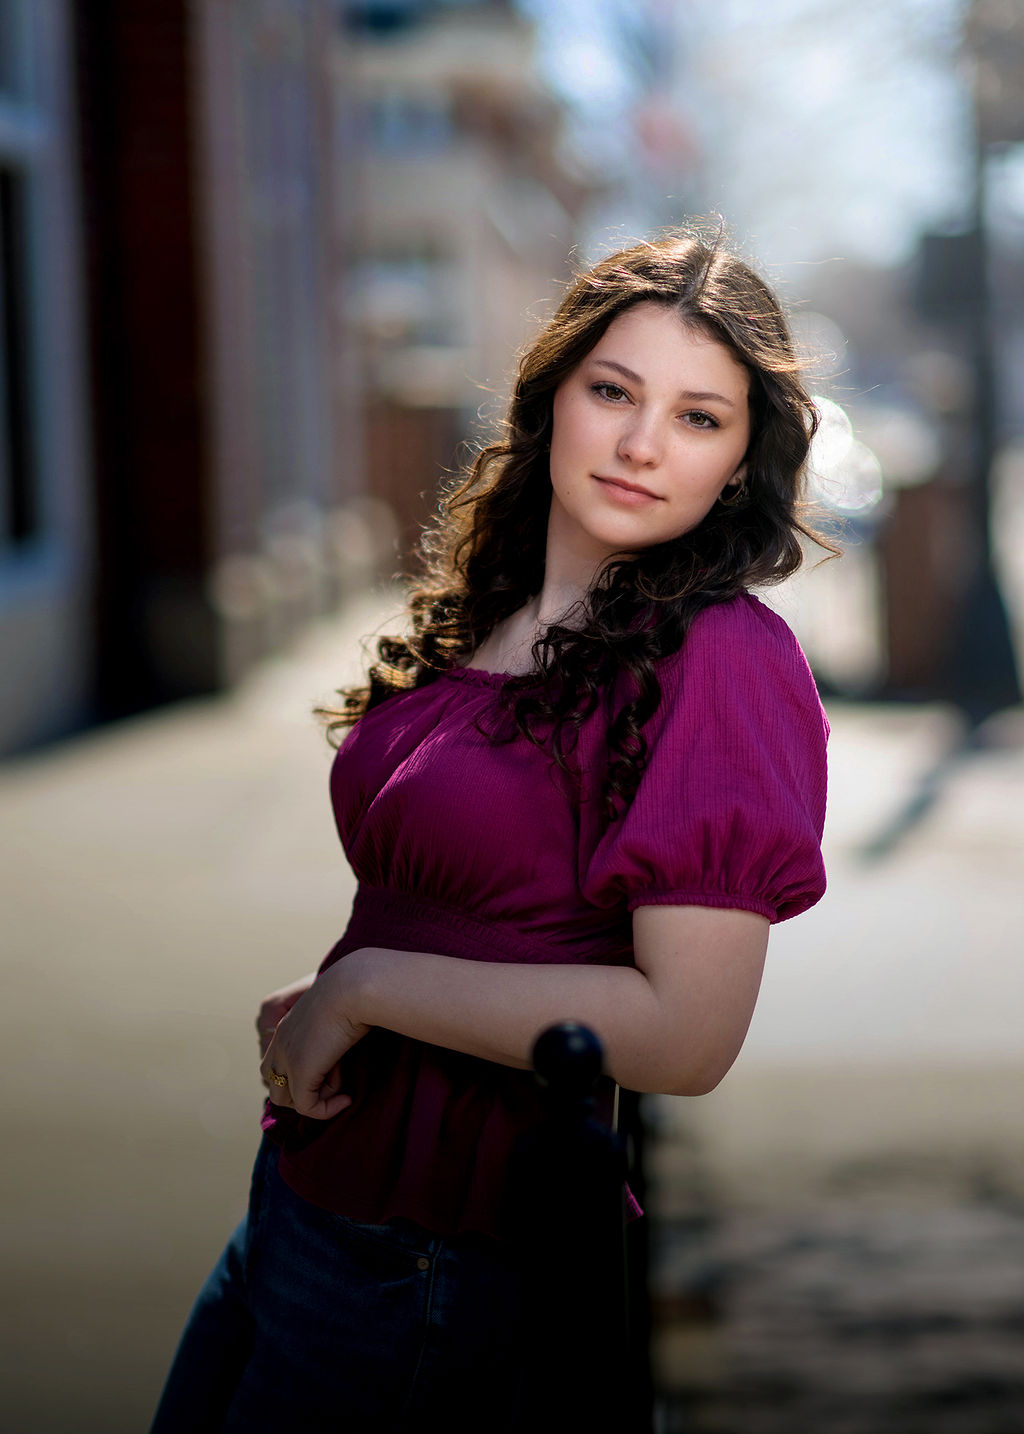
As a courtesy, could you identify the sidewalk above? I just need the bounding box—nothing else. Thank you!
[647,695,1024,1431]
[2,588,394,1432]
[3,588,1023,1431]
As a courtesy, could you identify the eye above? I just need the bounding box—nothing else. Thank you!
[591,382,630,403]
[684,410,719,429]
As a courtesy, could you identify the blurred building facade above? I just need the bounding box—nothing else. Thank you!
[0,0,599,756]
[0,0,363,756]
[799,0,1024,707]
[0,2,92,754]
[341,0,595,561]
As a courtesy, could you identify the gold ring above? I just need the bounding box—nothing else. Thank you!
[268,1067,289,1089]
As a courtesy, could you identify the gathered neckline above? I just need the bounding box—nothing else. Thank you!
[440,665,536,689]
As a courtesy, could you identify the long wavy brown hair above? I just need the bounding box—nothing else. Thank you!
[324,227,837,817]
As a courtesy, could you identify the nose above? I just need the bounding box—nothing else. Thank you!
[616,412,661,467]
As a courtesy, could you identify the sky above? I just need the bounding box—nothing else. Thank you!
[522,0,977,270]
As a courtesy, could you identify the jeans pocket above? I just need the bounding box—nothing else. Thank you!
[331,1216,427,1250]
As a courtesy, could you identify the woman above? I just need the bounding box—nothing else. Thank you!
[151,229,833,1432]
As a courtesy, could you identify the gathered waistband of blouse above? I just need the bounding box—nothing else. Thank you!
[337,884,605,967]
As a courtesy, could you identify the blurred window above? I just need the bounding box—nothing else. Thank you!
[349,256,460,346]
[0,0,36,101]
[0,164,37,544]
[343,0,508,36]
[364,93,454,157]
[0,0,43,549]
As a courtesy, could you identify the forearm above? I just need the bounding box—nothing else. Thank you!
[344,947,717,1096]
[264,908,766,1118]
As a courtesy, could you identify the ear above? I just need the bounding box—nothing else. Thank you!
[724,462,746,490]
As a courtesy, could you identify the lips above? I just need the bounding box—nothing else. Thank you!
[592,475,662,501]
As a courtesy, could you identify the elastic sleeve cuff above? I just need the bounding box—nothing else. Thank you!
[626,889,777,922]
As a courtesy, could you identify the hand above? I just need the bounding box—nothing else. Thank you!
[257,972,317,1070]
[259,955,372,1120]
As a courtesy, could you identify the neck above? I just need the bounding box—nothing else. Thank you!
[532,498,619,627]
[530,580,589,629]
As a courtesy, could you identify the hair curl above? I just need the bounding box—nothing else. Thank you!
[324,225,838,818]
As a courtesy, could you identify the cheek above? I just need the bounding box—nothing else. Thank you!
[549,397,590,486]
[549,452,580,506]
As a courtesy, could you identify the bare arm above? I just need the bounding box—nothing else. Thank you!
[260,904,768,1119]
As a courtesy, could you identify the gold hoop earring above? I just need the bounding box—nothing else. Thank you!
[718,480,748,509]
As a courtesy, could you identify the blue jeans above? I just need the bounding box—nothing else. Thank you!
[149,1138,527,1433]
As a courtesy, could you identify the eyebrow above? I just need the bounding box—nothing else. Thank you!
[591,359,737,408]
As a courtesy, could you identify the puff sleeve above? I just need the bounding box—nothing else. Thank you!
[580,593,828,924]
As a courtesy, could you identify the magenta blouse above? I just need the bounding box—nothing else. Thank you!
[264,592,829,1239]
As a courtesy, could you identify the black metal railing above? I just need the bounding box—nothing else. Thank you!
[508,1021,652,1431]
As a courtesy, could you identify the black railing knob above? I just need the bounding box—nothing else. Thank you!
[531,1020,603,1101]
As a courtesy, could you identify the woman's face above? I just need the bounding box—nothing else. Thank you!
[547,302,752,571]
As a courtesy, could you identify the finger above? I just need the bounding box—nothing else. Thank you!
[286,1065,351,1120]
[261,1059,294,1107]
[296,1090,352,1121]
[257,997,293,1031]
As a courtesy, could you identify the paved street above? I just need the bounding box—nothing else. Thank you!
[3,586,1023,1432]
